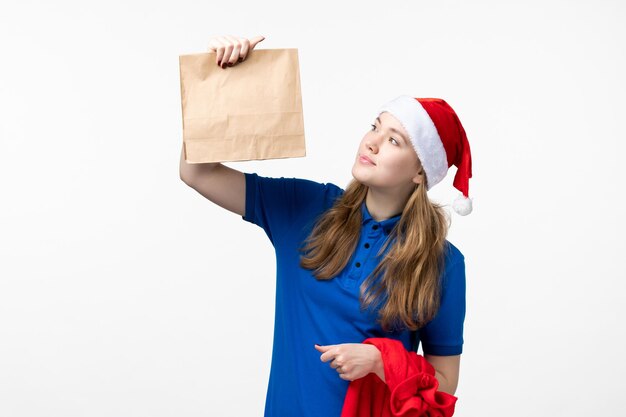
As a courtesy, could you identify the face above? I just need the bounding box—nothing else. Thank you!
[352,111,424,191]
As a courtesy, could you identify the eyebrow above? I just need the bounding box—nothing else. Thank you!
[375,116,408,144]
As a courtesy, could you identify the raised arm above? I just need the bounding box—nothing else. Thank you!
[179,146,246,216]
[178,34,266,216]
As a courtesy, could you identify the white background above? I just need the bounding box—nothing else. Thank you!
[1,0,625,415]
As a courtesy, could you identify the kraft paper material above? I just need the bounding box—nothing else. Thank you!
[179,48,307,163]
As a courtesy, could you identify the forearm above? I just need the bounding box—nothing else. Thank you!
[371,349,456,396]
[373,355,386,383]
[371,346,386,383]
[179,144,220,182]
[434,370,455,396]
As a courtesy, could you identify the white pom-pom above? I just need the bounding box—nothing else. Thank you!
[452,194,473,216]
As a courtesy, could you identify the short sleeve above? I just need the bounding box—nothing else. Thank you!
[242,172,343,246]
[419,252,466,356]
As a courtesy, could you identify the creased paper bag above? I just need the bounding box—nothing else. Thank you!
[179,48,306,163]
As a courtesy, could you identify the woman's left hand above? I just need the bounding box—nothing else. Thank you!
[314,343,384,382]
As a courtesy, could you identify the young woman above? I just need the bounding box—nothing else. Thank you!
[180,34,473,417]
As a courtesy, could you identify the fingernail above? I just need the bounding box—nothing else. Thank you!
[228,62,233,67]
[238,57,244,62]
[217,61,221,66]
[222,63,227,69]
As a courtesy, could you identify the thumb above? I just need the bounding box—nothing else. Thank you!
[314,343,332,352]
[249,35,265,48]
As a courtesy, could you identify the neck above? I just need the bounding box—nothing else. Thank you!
[364,186,412,222]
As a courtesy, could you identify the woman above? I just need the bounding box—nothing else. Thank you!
[179,34,473,417]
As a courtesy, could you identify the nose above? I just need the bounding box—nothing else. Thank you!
[366,136,380,153]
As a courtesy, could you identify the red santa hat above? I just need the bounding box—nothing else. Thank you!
[377,95,474,216]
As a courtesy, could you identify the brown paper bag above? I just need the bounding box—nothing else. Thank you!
[179,48,307,163]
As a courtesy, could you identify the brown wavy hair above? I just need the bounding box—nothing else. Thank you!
[298,178,450,332]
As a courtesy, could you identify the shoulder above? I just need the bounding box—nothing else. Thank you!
[439,240,466,289]
[443,240,465,268]
[244,172,344,210]
[245,172,342,192]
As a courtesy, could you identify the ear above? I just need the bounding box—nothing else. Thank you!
[412,170,424,185]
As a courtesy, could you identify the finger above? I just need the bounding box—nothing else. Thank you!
[223,34,242,66]
[239,38,251,61]
[216,36,234,68]
[320,352,334,363]
[213,37,230,66]
[207,38,220,53]
[227,43,241,66]
[339,373,351,381]
[248,35,265,49]
[242,36,265,60]
[210,38,227,66]
[327,353,344,366]
[319,349,338,363]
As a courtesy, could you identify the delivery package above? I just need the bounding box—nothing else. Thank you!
[179,48,306,163]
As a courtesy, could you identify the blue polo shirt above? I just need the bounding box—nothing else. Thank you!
[242,172,466,417]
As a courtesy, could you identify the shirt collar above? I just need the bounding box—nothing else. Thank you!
[360,201,402,233]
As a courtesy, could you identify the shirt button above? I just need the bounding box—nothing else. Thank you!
[372,225,379,230]
[364,243,370,248]
[355,262,361,267]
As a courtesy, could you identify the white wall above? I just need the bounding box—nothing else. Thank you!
[1,0,624,415]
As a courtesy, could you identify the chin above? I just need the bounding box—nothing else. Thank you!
[351,168,371,187]
[351,164,363,181]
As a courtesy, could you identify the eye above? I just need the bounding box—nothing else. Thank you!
[371,123,400,146]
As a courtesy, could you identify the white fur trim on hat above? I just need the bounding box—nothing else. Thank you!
[377,95,448,191]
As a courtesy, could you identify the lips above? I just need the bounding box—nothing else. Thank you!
[359,154,376,165]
